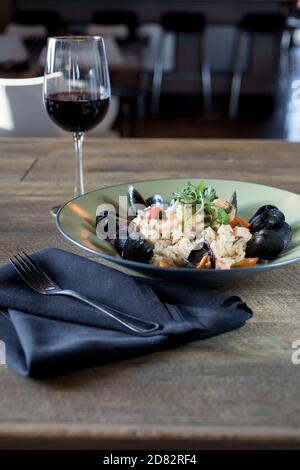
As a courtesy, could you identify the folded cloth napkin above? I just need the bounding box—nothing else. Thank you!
[0,248,252,378]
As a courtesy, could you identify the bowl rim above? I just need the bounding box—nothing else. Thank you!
[56,177,300,274]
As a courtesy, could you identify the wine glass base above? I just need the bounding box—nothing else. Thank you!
[50,205,62,218]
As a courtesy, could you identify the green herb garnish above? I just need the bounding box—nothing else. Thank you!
[217,208,230,225]
[172,181,217,213]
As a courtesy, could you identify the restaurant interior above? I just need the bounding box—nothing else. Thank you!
[1,0,300,140]
[1,0,300,457]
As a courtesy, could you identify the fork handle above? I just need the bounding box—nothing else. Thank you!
[56,290,161,335]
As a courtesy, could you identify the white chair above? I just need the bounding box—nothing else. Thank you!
[0,34,28,65]
[86,23,129,40]
[5,23,47,40]
[0,76,119,138]
[137,23,175,73]
[86,24,128,67]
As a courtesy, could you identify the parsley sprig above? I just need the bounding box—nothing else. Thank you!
[172,181,232,225]
[172,181,217,213]
[217,207,230,225]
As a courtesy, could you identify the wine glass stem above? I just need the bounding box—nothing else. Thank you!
[73,132,84,197]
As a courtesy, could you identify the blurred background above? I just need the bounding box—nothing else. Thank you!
[1,0,300,139]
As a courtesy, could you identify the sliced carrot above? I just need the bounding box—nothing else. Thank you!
[230,215,251,229]
[159,259,176,268]
[196,255,211,269]
[233,258,259,268]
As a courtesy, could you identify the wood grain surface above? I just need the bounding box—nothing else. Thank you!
[0,138,300,450]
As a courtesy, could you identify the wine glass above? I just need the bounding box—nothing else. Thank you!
[43,36,111,204]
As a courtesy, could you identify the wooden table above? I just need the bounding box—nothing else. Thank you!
[0,138,300,450]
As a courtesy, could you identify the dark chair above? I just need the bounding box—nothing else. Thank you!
[92,11,139,41]
[14,10,63,36]
[229,13,287,120]
[151,12,211,115]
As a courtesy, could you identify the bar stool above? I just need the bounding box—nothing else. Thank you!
[229,13,287,120]
[151,12,211,115]
[13,10,63,36]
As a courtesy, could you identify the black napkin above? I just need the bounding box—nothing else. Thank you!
[0,248,252,378]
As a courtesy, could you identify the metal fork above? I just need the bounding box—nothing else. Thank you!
[10,252,161,336]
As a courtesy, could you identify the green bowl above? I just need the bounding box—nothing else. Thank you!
[56,178,300,285]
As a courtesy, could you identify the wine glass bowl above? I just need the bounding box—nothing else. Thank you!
[43,37,111,198]
[44,91,110,134]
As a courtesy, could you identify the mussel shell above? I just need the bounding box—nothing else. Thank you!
[96,210,128,255]
[246,229,284,260]
[114,226,128,255]
[182,259,196,269]
[249,205,277,220]
[187,242,215,268]
[96,209,112,235]
[271,221,292,250]
[128,185,148,215]
[230,190,237,210]
[249,206,285,233]
[123,234,154,263]
[146,194,164,206]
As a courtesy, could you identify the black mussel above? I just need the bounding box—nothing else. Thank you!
[271,221,292,250]
[113,225,128,255]
[185,242,215,269]
[246,229,284,260]
[96,209,128,256]
[96,208,114,235]
[146,194,164,206]
[182,259,196,269]
[122,234,154,263]
[249,204,277,220]
[230,190,237,210]
[96,210,109,231]
[249,205,285,233]
[128,185,148,215]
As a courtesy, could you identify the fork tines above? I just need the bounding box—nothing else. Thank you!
[9,252,52,293]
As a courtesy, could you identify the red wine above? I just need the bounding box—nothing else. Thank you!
[45,92,110,133]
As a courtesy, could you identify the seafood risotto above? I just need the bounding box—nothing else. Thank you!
[96,181,292,270]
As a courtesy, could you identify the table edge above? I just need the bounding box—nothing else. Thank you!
[0,424,300,449]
